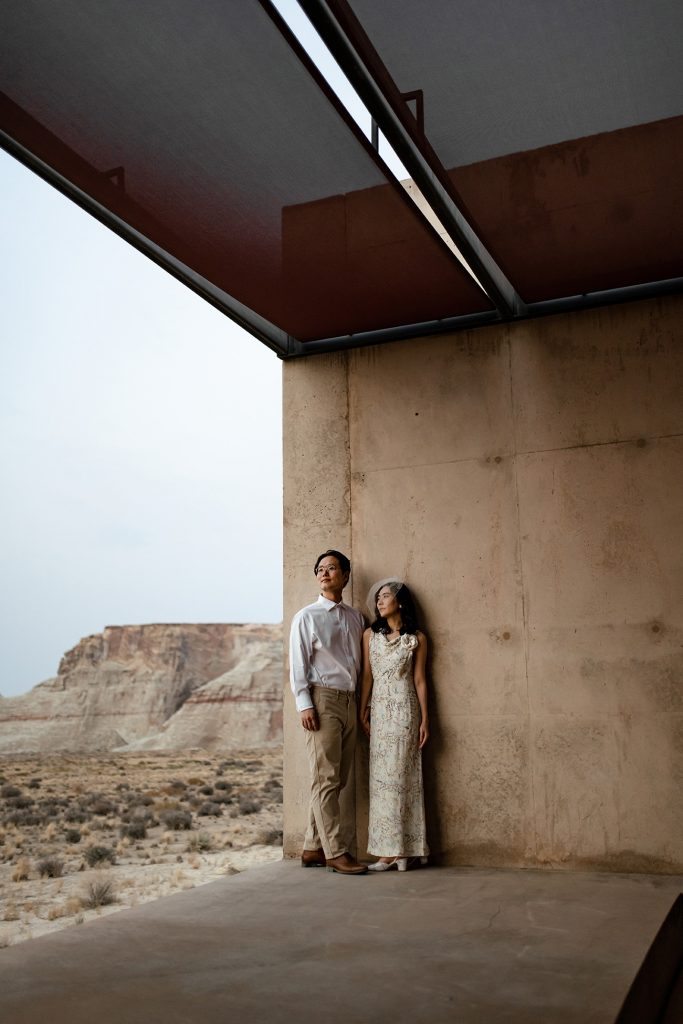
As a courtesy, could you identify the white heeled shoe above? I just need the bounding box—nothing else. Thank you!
[368,855,428,872]
[368,857,402,871]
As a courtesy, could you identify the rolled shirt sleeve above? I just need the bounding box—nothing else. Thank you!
[289,611,315,712]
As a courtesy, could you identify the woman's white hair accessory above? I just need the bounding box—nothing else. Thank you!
[400,634,418,650]
[365,577,404,618]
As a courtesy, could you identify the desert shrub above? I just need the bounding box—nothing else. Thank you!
[64,806,88,824]
[199,785,214,796]
[121,820,147,840]
[4,810,45,827]
[134,812,158,829]
[262,781,283,804]
[166,779,187,792]
[1,784,21,799]
[197,801,222,817]
[88,797,115,816]
[211,793,234,805]
[137,794,155,807]
[11,857,30,882]
[186,832,213,853]
[160,809,192,831]
[37,856,65,878]
[214,780,232,792]
[6,794,34,809]
[155,798,182,812]
[257,828,283,846]
[84,845,116,867]
[83,880,116,909]
[39,799,62,818]
[187,777,204,786]
[238,796,262,816]
[27,778,42,790]
[122,806,157,826]
[65,829,82,844]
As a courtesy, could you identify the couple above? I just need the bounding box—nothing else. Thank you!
[289,548,429,875]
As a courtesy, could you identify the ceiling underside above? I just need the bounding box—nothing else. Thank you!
[1,0,682,358]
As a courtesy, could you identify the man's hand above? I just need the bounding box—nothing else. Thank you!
[300,707,319,731]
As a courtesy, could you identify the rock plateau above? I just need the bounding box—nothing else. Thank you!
[0,624,283,753]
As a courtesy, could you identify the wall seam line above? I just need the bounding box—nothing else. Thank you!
[507,326,538,863]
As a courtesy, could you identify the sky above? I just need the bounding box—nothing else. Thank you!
[0,149,283,696]
[0,1,403,698]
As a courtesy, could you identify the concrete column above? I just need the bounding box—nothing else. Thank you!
[282,351,352,856]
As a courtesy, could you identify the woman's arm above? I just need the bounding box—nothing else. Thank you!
[359,628,373,737]
[413,631,429,749]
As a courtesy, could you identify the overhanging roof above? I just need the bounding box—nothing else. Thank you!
[1,0,682,358]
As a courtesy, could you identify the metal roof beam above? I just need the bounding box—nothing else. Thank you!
[0,130,301,360]
[297,0,526,319]
[291,277,683,358]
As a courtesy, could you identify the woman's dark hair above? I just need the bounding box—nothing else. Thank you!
[313,549,351,576]
[370,582,419,635]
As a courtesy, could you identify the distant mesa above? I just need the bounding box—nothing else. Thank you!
[0,624,283,754]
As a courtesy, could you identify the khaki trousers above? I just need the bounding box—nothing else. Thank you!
[303,686,357,860]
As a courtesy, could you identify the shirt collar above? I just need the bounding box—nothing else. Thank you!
[317,594,345,611]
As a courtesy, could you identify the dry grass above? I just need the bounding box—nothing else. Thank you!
[0,748,282,947]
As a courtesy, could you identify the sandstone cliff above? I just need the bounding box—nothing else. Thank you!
[0,624,283,753]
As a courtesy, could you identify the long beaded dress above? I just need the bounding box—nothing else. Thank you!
[367,631,428,858]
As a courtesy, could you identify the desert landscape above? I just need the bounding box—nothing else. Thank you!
[0,747,283,948]
[0,623,283,754]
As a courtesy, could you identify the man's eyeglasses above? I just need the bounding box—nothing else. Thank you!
[315,564,340,575]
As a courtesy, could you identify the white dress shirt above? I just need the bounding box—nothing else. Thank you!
[289,595,365,712]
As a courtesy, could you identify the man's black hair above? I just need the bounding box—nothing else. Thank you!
[314,549,351,577]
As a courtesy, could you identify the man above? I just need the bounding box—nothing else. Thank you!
[289,549,367,875]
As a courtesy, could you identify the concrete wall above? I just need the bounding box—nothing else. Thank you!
[282,295,683,872]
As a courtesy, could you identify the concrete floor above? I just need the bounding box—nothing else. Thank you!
[0,862,681,1024]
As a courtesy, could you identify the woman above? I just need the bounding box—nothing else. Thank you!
[359,578,429,871]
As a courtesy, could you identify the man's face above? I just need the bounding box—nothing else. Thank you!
[315,556,348,597]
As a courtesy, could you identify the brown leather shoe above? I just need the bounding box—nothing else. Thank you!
[326,852,368,875]
[301,848,326,868]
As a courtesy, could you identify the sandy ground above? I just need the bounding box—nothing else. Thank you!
[0,748,282,947]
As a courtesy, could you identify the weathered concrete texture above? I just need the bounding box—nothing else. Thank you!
[1,863,681,1024]
[283,294,683,871]
[282,352,353,856]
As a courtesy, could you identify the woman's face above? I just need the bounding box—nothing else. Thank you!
[376,585,399,619]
